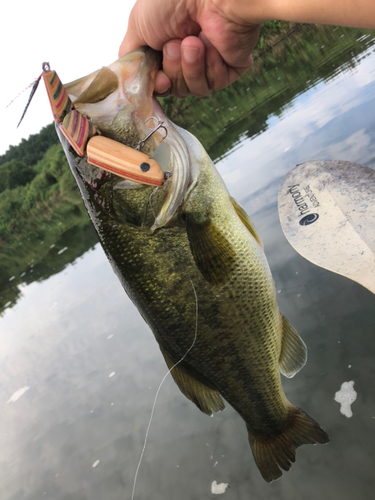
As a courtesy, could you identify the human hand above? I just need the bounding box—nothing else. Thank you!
[118,0,261,98]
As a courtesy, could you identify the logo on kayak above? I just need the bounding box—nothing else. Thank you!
[299,213,319,226]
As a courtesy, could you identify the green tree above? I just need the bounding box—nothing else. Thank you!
[0,160,36,193]
[0,123,58,167]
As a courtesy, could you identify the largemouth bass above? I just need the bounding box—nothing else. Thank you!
[58,47,328,482]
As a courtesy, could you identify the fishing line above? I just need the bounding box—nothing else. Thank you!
[147,186,159,220]
[5,77,39,109]
[130,279,198,500]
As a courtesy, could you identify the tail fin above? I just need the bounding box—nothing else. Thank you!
[248,407,329,482]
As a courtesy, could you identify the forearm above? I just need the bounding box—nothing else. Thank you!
[219,0,375,29]
[120,0,374,98]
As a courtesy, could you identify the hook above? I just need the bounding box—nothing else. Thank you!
[136,116,168,151]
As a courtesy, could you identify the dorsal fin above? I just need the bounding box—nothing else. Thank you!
[161,349,225,415]
[230,197,264,249]
[279,315,307,378]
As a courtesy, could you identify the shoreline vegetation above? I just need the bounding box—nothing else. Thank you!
[0,23,373,313]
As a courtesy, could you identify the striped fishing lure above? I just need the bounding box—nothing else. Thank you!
[60,109,98,157]
[18,62,166,186]
[41,64,98,155]
[42,65,72,124]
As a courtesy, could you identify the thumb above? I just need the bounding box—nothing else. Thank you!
[118,15,146,57]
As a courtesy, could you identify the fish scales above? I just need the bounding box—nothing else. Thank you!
[94,161,284,426]
[59,47,328,482]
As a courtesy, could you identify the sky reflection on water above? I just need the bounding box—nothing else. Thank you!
[1,28,375,500]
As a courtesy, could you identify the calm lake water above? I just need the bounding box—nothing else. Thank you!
[1,25,375,500]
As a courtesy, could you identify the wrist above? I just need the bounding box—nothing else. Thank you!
[211,0,271,25]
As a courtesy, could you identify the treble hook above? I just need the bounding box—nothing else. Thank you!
[136,116,168,151]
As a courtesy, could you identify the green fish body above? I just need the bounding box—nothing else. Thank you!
[59,48,328,482]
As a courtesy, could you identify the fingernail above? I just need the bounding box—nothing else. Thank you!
[154,90,170,97]
[183,46,199,63]
[155,87,170,95]
[166,43,181,59]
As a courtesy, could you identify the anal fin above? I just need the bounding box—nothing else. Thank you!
[161,349,225,415]
[279,315,307,378]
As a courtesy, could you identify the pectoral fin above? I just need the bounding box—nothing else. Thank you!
[230,197,264,249]
[186,217,236,286]
[161,349,225,415]
[279,316,307,378]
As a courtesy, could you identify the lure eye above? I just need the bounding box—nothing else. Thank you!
[140,162,150,172]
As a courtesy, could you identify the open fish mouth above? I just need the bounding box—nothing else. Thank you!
[56,49,192,231]
[64,48,163,153]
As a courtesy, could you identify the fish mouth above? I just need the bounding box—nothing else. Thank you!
[64,47,163,152]
[62,48,192,231]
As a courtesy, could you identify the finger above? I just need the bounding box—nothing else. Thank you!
[212,25,260,71]
[180,36,211,97]
[201,33,253,91]
[162,40,190,98]
[119,32,145,58]
[154,70,171,96]
[118,10,147,57]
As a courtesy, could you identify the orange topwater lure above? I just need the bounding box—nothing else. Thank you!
[87,136,165,186]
